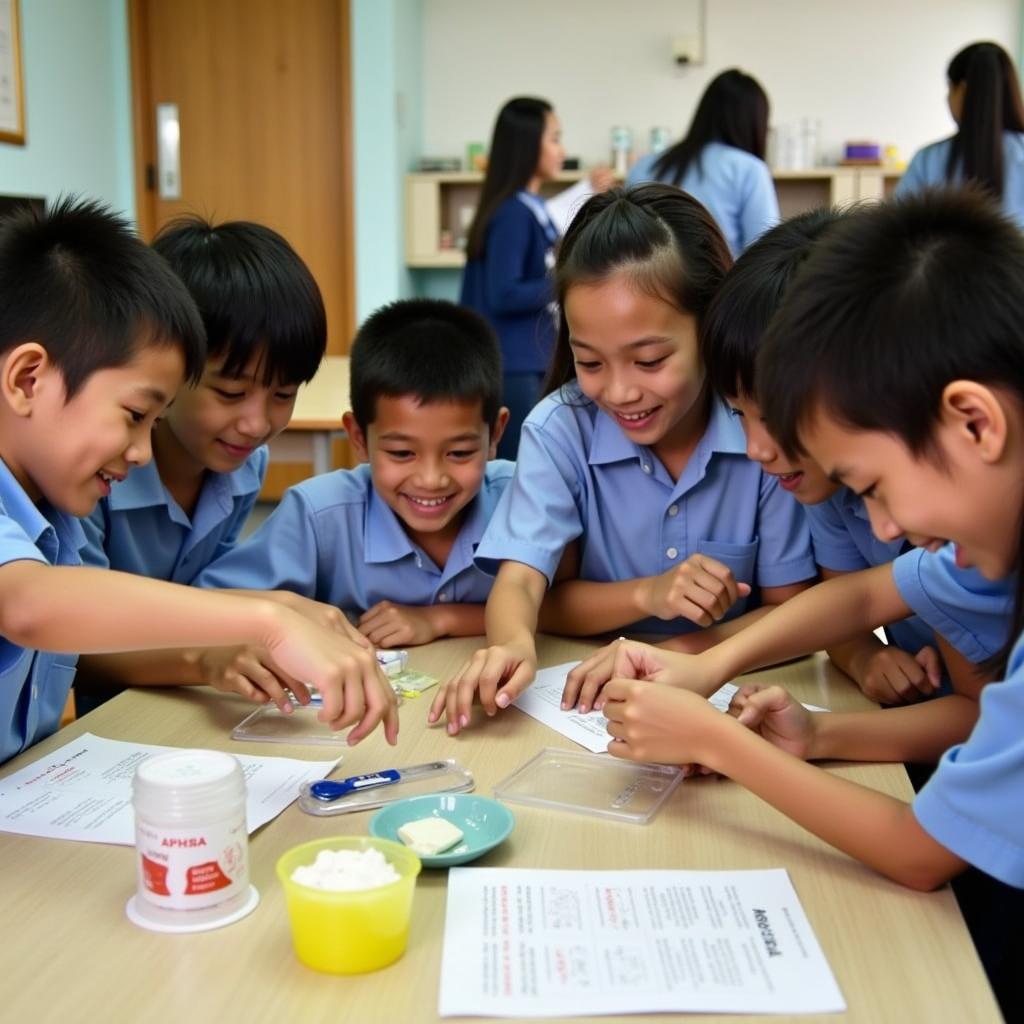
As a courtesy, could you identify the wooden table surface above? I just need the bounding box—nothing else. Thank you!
[0,637,1001,1024]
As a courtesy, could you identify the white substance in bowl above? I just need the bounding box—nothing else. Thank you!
[291,848,400,891]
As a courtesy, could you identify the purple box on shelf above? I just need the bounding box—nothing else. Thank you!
[844,142,881,161]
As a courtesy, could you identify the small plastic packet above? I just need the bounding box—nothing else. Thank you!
[388,668,439,699]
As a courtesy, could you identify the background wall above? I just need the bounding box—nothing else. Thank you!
[0,0,133,218]
[422,0,1019,169]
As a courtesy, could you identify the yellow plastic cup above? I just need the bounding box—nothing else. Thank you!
[276,836,421,974]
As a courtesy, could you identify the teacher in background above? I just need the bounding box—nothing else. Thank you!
[628,69,779,255]
[461,97,611,460]
[895,42,1024,227]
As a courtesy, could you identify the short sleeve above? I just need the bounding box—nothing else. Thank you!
[805,499,871,572]
[474,411,586,582]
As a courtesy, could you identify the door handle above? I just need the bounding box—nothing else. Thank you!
[155,103,181,200]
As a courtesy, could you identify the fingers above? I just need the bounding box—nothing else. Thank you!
[346,665,399,746]
[562,642,617,709]
[493,660,537,710]
[242,657,296,713]
[427,646,535,734]
[914,645,943,690]
[733,684,789,728]
[696,556,742,608]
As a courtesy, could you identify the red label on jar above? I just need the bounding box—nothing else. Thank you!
[185,860,233,894]
[141,854,171,896]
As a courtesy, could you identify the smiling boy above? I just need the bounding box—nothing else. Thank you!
[197,299,513,647]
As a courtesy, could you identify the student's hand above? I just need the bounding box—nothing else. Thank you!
[195,645,312,711]
[727,683,818,760]
[262,606,399,745]
[637,555,752,626]
[589,165,616,192]
[427,641,537,734]
[358,601,438,648]
[602,678,725,765]
[262,591,371,648]
[857,644,942,705]
[562,638,722,710]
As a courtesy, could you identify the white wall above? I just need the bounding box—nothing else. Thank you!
[421,0,1019,168]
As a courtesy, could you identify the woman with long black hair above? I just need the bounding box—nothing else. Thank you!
[895,42,1024,225]
[627,69,778,255]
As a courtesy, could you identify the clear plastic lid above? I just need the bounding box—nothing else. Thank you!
[298,759,474,816]
[230,693,403,746]
[493,748,683,824]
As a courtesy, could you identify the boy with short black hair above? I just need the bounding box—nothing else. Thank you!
[76,216,334,713]
[198,298,512,646]
[0,198,396,762]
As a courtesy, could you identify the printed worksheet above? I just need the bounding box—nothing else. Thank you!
[513,662,826,753]
[439,867,846,1017]
[0,733,338,845]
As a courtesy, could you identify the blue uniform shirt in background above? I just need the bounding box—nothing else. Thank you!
[0,458,85,764]
[627,141,780,255]
[459,195,555,374]
[914,626,1024,887]
[805,488,934,657]
[894,131,1024,229]
[79,446,267,584]
[197,461,514,611]
[475,385,815,634]
[893,544,1013,665]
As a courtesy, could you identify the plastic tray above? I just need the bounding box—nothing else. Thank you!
[298,759,474,816]
[493,747,683,824]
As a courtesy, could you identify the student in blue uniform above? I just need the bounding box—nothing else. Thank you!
[199,299,514,649]
[586,190,1024,1017]
[627,69,779,255]
[0,199,396,763]
[75,217,328,714]
[430,185,815,733]
[895,42,1024,228]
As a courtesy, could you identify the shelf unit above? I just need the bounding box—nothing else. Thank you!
[405,167,903,268]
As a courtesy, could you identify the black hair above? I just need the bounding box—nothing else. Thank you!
[466,96,553,261]
[153,216,326,387]
[703,208,845,400]
[349,298,502,431]
[544,183,732,395]
[758,189,1024,675]
[945,42,1024,201]
[0,196,205,398]
[653,69,769,186]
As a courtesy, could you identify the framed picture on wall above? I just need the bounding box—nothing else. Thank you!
[0,0,24,145]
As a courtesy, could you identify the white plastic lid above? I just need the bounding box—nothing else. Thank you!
[133,749,245,824]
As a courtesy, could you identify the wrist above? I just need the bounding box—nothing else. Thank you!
[633,577,654,618]
[421,604,448,640]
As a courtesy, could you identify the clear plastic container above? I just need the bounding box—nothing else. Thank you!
[494,747,683,824]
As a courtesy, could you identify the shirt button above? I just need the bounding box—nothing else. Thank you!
[642,463,652,474]
[438,592,449,602]
[31,686,38,700]
[415,556,422,568]
[666,547,678,559]
[668,504,678,517]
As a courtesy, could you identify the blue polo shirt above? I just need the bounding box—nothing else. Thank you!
[79,447,267,584]
[893,545,1013,665]
[914,626,1024,887]
[0,458,85,764]
[805,488,934,656]
[475,385,816,634]
[627,142,780,255]
[196,461,514,611]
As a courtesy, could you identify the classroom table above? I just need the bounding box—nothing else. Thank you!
[268,354,350,475]
[0,637,1002,1024]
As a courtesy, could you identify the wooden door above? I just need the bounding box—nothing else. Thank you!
[129,0,354,493]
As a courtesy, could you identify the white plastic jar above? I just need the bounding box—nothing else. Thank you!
[127,749,258,933]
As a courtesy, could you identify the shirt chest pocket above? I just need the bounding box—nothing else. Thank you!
[695,539,759,588]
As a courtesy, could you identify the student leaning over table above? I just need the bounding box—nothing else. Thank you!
[197,299,578,650]
[430,185,815,734]
[75,216,341,716]
[671,205,1009,706]
[0,199,396,764]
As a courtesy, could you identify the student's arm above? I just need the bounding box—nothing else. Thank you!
[539,553,754,636]
[601,679,966,891]
[562,564,912,708]
[936,631,992,700]
[0,561,398,743]
[427,561,547,732]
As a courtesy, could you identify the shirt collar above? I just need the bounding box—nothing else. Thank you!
[0,457,86,562]
[364,487,420,564]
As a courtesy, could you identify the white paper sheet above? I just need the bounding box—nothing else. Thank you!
[0,732,338,845]
[439,867,846,1017]
[513,662,826,753]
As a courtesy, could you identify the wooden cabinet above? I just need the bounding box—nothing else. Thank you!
[405,168,903,268]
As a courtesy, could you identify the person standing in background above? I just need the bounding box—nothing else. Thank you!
[461,97,611,459]
[895,42,1024,228]
[628,69,779,256]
